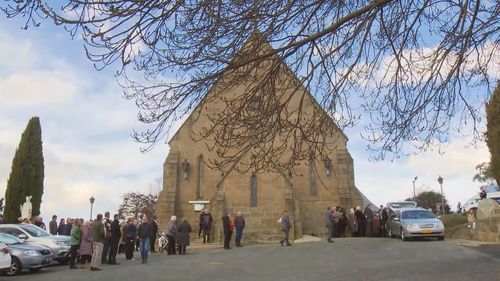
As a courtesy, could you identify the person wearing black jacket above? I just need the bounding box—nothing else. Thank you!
[124,219,137,260]
[57,218,66,235]
[150,215,159,253]
[221,212,233,250]
[101,211,112,264]
[108,214,121,265]
[379,206,389,237]
[199,209,213,244]
[137,215,153,264]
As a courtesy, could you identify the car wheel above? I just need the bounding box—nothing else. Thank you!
[7,257,22,276]
[438,236,445,241]
[401,228,408,241]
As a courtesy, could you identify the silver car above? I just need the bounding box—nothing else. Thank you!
[0,242,11,275]
[0,233,54,276]
[0,224,69,263]
[387,208,445,241]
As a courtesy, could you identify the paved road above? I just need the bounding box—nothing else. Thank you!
[7,238,500,281]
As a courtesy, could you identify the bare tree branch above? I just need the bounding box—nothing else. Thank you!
[2,0,498,171]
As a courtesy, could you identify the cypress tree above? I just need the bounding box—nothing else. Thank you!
[486,83,500,185]
[3,117,44,222]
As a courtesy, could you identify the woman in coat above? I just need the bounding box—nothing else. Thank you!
[354,206,366,237]
[79,220,93,269]
[69,219,82,269]
[177,218,192,255]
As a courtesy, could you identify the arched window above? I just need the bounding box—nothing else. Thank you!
[309,158,317,196]
[250,174,257,207]
[197,155,205,199]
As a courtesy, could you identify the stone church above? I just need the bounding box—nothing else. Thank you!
[156,33,364,243]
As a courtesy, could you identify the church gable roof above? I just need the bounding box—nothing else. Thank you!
[168,31,347,145]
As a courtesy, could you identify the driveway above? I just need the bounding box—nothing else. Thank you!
[7,238,500,281]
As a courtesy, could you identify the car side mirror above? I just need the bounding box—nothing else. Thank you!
[18,234,28,240]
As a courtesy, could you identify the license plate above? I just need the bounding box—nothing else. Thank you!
[421,230,432,234]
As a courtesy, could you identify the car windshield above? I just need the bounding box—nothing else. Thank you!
[388,202,417,209]
[19,224,51,237]
[402,210,436,220]
[0,233,22,245]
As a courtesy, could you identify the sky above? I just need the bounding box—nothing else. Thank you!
[0,13,497,221]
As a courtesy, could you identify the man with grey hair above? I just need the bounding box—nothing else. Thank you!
[164,215,177,255]
[234,211,245,247]
[324,207,335,243]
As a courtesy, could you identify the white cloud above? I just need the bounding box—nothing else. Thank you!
[0,30,36,69]
[377,42,500,86]
[0,71,78,105]
[0,24,168,220]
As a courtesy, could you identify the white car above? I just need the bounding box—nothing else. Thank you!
[0,242,12,274]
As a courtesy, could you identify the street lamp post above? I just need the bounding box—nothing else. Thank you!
[437,176,444,216]
[89,196,95,221]
[412,176,418,202]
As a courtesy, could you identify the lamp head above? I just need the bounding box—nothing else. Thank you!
[437,176,443,185]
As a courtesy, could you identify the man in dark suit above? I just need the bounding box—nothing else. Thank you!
[280,209,292,246]
[108,214,121,265]
[200,209,213,243]
[150,215,159,253]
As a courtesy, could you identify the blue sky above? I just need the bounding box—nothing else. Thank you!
[0,14,496,221]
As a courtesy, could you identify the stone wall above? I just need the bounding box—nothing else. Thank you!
[156,35,366,243]
[446,199,500,242]
[474,198,500,242]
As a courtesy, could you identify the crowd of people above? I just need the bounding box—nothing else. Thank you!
[3,212,167,271]
[324,205,391,242]
[0,196,482,273]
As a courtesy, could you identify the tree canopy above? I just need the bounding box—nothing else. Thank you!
[3,117,45,222]
[118,192,158,220]
[406,190,448,213]
[486,83,500,184]
[2,1,498,173]
[472,162,496,184]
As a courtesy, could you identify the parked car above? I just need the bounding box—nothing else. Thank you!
[387,208,445,241]
[0,233,53,276]
[0,243,11,275]
[0,224,69,263]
